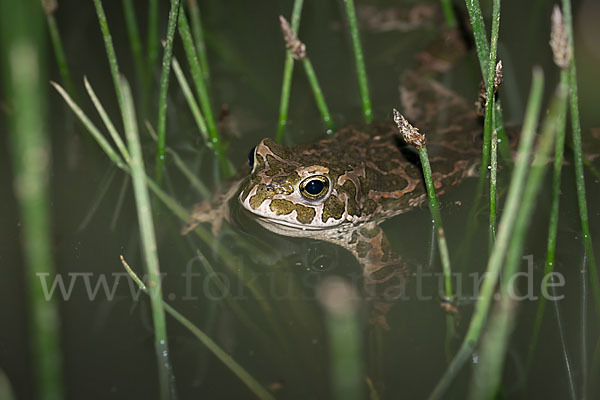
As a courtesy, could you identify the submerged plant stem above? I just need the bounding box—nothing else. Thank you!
[187,0,210,82]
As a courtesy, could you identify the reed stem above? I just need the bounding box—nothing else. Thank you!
[92,0,124,113]
[187,0,210,82]
[2,2,64,396]
[172,57,209,142]
[155,0,181,185]
[121,77,175,400]
[120,256,276,400]
[44,3,76,98]
[276,0,304,142]
[343,0,372,123]
[468,83,564,400]
[122,0,145,90]
[177,7,231,175]
[561,0,600,319]
[302,57,335,132]
[428,68,544,400]
[440,0,458,28]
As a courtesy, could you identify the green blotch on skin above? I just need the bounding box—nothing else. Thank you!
[322,195,344,222]
[356,240,372,258]
[294,203,316,224]
[249,185,273,209]
[270,199,316,224]
[341,180,360,216]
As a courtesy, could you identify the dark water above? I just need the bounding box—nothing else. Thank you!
[2,0,600,399]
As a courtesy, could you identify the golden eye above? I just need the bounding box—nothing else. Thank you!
[299,175,329,200]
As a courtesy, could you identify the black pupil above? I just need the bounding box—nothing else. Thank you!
[305,179,325,195]
[248,146,256,166]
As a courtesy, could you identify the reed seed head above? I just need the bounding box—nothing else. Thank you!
[393,109,426,149]
[550,5,571,70]
[279,15,306,60]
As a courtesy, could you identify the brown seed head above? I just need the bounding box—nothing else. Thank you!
[550,5,571,70]
[393,109,426,149]
[279,15,306,60]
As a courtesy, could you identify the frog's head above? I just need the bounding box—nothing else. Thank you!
[238,138,362,231]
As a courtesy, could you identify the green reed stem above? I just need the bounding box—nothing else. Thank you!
[147,0,159,81]
[121,77,175,400]
[468,84,564,400]
[303,57,335,132]
[428,68,544,400]
[120,257,276,400]
[122,0,145,90]
[464,0,489,78]
[481,0,500,240]
[319,279,363,400]
[343,0,372,123]
[145,121,209,197]
[44,5,76,98]
[83,77,131,163]
[526,71,568,374]
[55,80,280,386]
[489,128,498,245]
[52,81,128,169]
[92,0,124,113]
[177,7,231,175]
[562,0,600,319]
[579,250,588,400]
[155,0,181,185]
[420,147,453,299]
[187,0,210,82]
[2,3,64,396]
[439,0,457,28]
[172,57,209,142]
[276,0,304,142]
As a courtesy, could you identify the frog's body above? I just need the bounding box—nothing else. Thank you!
[184,68,485,327]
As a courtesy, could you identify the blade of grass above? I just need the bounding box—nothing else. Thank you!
[428,68,544,400]
[122,0,145,90]
[43,1,76,98]
[187,0,210,82]
[92,0,124,112]
[120,76,175,400]
[120,256,276,400]
[52,81,128,169]
[562,0,600,320]
[468,83,564,400]
[440,0,457,28]
[526,6,570,373]
[155,0,181,185]
[481,0,501,248]
[83,76,131,163]
[172,56,209,142]
[1,1,64,396]
[276,0,304,142]
[145,120,209,197]
[147,0,159,84]
[177,7,231,176]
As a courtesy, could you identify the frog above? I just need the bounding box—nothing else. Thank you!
[181,21,487,327]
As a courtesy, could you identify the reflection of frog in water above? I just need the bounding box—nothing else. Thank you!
[184,26,486,328]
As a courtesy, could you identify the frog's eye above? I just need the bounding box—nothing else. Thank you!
[248,146,257,167]
[299,175,330,200]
